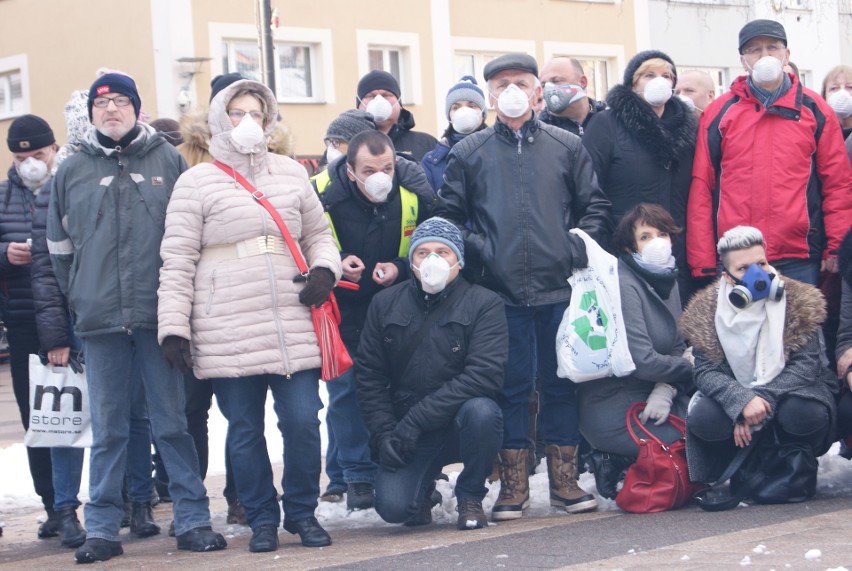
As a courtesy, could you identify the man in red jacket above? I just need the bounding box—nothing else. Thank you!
[687,19,852,286]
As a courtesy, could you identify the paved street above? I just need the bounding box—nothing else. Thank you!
[3,362,852,569]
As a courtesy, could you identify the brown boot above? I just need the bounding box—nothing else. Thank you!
[491,449,530,521]
[546,444,598,513]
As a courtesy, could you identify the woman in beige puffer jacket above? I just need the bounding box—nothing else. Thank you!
[158,79,341,551]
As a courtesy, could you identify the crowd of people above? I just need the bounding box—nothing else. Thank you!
[0,17,851,563]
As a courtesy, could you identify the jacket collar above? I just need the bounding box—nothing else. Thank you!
[730,73,803,119]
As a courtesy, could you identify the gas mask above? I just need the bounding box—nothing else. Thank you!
[543,82,586,114]
[728,263,785,309]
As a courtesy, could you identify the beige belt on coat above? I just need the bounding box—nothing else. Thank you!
[199,235,288,261]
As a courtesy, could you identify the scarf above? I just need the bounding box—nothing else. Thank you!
[621,252,678,300]
[714,278,786,388]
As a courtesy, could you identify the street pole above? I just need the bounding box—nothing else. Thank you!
[258,0,276,95]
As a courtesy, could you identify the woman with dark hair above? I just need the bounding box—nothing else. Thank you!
[421,76,488,192]
[578,203,693,499]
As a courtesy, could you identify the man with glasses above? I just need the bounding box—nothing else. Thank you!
[539,57,606,137]
[47,72,226,563]
[436,53,611,521]
[687,19,852,286]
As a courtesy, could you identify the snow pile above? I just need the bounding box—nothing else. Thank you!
[803,548,821,561]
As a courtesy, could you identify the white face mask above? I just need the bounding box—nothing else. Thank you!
[641,76,673,107]
[17,157,50,190]
[677,94,697,113]
[413,253,457,294]
[230,114,265,152]
[350,169,393,203]
[496,84,531,118]
[827,89,852,119]
[748,56,783,84]
[365,95,394,123]
[450,106,483,135]
[326,145,344,164]
[640,237,673,267]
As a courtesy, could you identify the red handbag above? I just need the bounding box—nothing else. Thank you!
[212,160,354,381]
[615,402,702,513]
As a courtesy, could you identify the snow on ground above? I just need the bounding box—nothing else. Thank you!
[4,384,852,528]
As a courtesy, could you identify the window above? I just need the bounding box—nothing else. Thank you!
[680,66,727,95]
[0,55,28,119]
[453,52,500,89]
[211,24,334,104]
[368,47,402,84]
[572,57,610,101]
[356,30,423,105]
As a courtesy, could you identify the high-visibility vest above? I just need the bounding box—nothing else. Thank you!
[311,168,418,258]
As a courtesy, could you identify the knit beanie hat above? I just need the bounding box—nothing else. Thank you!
[7,114,55,152]
[409,217,465,268]
[357,70,401,103]
[445,75,486,119]
[87,73,141,120]
[149,118,183,146]
[324,109,377,142]
[622,50,678,88]
[210,72,244,102]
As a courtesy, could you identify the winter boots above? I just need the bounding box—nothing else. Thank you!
[546,444,598,513]
[491,449,531,521]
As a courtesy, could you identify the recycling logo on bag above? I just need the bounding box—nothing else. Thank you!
[570,290,608,351]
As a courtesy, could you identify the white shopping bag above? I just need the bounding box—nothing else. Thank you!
[24,354,92,448]
[556,229,635,382]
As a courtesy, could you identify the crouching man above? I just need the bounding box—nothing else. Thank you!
[356,217,507,529]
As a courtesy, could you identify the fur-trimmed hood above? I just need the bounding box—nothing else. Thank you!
[679,278,827,365]
[604,84,695,169]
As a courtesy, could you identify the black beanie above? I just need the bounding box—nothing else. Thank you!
[324,110,377,142]
[88,73,141,120]
[7,114,55,152]
[356,70,401,105]
[622,50,678,88]
[210,72,244,102]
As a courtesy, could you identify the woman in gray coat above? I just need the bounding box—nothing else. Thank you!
[578,204,693,499]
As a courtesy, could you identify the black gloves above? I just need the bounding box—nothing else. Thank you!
[567,233,588,270]
[298,267,336,307]
[162,335,192,374]
[393,417,421,460]
[377,418,422,471]
[378,435,407,470]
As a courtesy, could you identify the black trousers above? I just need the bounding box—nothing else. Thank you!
[8,323,54,511]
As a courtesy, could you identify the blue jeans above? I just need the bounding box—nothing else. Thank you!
[325,342,376,487]
[212,369,322,529]
[502,302,578,448]
[772,258,820,287]
[83,330,210,542]
[51,447,85,510]
[125,376,154,503]
[374,398,503,523]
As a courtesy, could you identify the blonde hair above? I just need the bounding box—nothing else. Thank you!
[821,64,852,99]
[632,58,674,87]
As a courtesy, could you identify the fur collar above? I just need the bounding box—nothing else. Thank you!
[679,278,826,365]
[604,84,696,168]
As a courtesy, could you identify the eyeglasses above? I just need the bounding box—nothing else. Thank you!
[92,96,132,108]
[324,138,345,149]
[228,109,264,121]
[742,43,785,57]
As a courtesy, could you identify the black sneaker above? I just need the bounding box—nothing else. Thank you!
[75,538,123,563]
[456,497,487,530]
[249,525,279,552]
[320,484,346,503]
[129,502,161,538]
[37,509,61,539]
[282,516,331,547]
[176,526,227,552]
[346,483,375,511]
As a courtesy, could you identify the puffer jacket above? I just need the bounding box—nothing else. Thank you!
[687,74,852,278]
[31,184,71,351]
[356,276,507,450]
[313,154,436,346]
[47,124,186,337]
[387,107,438,161]
[680,279,838,482]
[539,97,607,137]
[0,166,36,329]
[435,116,612,307]
[158,79,342,379]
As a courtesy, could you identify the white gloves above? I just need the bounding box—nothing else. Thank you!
[639,383,677,426]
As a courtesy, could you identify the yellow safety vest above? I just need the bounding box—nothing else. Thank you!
[311,168,418,258]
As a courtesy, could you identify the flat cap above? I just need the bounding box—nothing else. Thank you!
[738,19,787,53]
[483,53,538,81]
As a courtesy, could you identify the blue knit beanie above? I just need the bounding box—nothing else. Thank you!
[445,76,486,119]
[409,217,465,268]
[87,73,141,120]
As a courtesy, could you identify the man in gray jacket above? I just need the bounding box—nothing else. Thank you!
[47,73,226,563]
[436,53,611,521]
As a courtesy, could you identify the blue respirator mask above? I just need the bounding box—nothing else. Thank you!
[728,263,785,309]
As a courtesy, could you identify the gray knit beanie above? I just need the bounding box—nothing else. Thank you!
[324,109,376,142]
[409,217,465,268]
[445,75,486,119]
